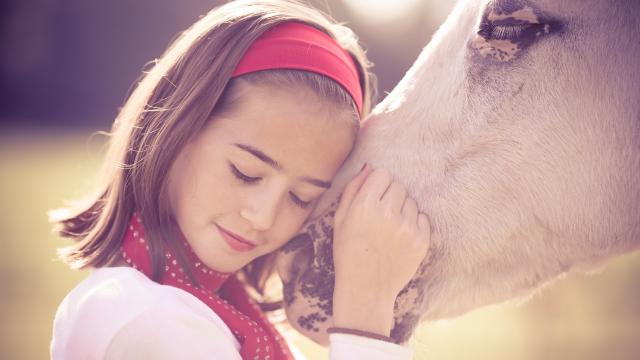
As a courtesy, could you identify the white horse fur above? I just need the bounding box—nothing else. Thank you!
[277,0,640,344]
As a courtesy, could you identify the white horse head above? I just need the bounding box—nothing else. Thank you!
[278,0,640,344]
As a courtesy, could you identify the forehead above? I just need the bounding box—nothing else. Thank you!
[206,81,355,173]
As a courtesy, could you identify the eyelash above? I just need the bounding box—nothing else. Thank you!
[229,163,260,183]
[490,23,530,40]
[228,163,313,209]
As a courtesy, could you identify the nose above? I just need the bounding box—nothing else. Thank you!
[240,186,284,231]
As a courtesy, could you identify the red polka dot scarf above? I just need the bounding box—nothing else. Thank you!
[120,213,293,360]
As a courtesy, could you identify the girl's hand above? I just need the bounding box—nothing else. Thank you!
[331,164,431,337]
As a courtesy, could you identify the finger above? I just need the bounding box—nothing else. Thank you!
[381,181,408,213]
[401,197,418,224]
[335,164,373,221]
[354,168,393,204]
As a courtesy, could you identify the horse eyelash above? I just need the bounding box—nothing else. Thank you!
[491,23,528,40]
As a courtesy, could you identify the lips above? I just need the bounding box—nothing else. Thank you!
[216,225,256,252]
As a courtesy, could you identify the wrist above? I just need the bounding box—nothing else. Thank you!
[334,277,398,303]
[333,289,396,337]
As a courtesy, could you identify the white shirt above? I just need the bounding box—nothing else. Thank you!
[51,267,413,359]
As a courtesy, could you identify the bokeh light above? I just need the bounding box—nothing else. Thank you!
[341,0,422,23]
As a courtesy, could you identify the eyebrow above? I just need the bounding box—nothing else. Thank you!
[233,143,333,189]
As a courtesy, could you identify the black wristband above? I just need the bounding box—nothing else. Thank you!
[327,327,395,343]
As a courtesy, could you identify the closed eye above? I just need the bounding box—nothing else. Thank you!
[229,162,260,183]
[289,193,312,209]
[229,162,314,209]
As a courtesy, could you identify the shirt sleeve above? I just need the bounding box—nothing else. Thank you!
[104,302,412,360]
[328,333,413,360]
[104,306,241,360]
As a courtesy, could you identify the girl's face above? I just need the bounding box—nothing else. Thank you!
[166,81,355,273]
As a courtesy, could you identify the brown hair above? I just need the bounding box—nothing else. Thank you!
[49,0,374,307]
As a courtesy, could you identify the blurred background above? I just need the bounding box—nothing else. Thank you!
[1,0,639,359]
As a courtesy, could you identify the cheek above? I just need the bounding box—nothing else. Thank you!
[169,153,231,219]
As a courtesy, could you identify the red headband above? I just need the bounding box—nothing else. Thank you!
[232,22,363,115]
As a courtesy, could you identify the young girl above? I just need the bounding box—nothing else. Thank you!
[50,1,431,359]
